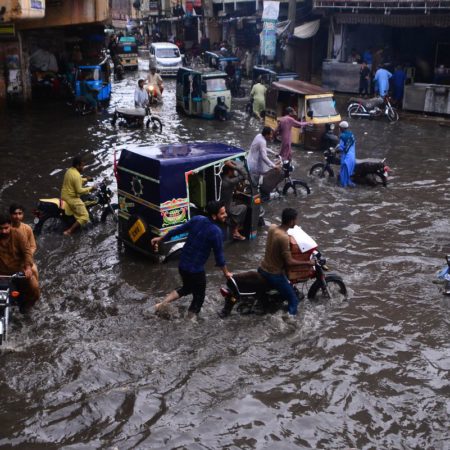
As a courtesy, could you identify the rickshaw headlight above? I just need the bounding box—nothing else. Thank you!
[330,123,335,130]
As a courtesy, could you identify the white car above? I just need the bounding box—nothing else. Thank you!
[149,42,183,76]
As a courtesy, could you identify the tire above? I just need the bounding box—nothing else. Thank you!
[34,216,62,235]
[309,163,334,178]
[282,180,311,197]
[149,116,163,133]
[387,107,399,122]
[307,275,347,302]
[100,204,119,223]
[75,100,91,116]
[374,173,388,187]
[348,104,363,119]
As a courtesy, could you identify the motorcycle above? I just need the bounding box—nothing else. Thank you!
[218,250,347,317]
[347,96,399,122]
[0,272,26,346]
[111,106,163,131]
[259,157,311,201]
[146,84,162,106]
[309,147,390,187]
[33,180,118,235]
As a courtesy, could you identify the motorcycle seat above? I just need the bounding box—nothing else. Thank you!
[37,198,64,214]
[115,108,147,118]
[228,271,270,297]
[355,158,383,165]
[349,97,384,109]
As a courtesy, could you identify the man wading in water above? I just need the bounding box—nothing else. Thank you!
[151,200,233,318]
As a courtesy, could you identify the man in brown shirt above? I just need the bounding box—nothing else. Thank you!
[258,208,314,316]
[0,212,40,306]
[10,203,39,281]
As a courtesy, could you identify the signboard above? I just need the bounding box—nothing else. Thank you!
[0,24,15,38]
[262,1,280,20]
[149,1,159,15]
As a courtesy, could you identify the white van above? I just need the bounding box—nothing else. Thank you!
[149,42,183,76]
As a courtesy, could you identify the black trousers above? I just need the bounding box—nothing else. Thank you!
[176,268,207,314]
[359,79,369,95]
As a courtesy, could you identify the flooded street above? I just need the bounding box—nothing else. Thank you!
[0,58,449,449]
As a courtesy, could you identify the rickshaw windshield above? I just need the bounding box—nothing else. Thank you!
[307,97,338,118]
[205,78,227,92]
[79,68,100,81]
[156,48,181,58]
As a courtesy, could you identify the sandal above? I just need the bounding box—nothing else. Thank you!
[233,234,246,241]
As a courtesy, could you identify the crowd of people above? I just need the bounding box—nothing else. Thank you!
[352,46,407,104]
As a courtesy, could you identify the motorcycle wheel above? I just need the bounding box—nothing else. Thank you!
[387,107,399,122]
[100,204,119,223]
[282,180,311,197]
[309,163,334,178]
[34,216,62,235]
[373,173,388,187]
[75,100,91,116]
[146,116,163,132]
[348,104,363,119]
[308,276,347,303]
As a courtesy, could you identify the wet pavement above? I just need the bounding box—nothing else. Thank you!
[0,58,449,449]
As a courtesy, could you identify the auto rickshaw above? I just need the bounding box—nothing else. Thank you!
[117,36,138,70]
[116,142,261,259]
[74,63,111,102]
[252,66,298,86]
[176,67,232,120]
[264,80,341,151]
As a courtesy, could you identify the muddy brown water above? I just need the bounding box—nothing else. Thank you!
[0,61,449,449]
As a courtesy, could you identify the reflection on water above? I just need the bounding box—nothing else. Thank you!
[0,60,449,448]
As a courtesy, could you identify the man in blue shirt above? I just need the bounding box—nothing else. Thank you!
[374,67,392,97]
[151,201,232,317]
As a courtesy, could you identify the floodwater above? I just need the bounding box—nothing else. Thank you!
[0,59,449,449]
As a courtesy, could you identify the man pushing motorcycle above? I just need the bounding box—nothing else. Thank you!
[258,208,315,317]
[61,156,97,236]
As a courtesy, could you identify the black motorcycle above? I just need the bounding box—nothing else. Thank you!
[309,147,390,187]
[219,250,347,317]
[347,96,399,122]
[0,272,26,346]
[33,180,118,235]
[259,157,311,201]
[111,106,163,131]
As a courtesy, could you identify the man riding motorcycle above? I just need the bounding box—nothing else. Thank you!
[0,212,40,310]
[147,66,164,103]
[60,155,97,236]
[258,208,315,317]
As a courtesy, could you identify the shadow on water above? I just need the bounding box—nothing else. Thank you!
[0,59,449,448]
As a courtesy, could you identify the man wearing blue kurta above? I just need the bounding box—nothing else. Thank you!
[374,67,392,97]
[337,121,356,188]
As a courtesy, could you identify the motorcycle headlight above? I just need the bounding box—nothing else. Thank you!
[330,123,335,131]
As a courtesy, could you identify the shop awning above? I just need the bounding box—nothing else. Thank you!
[293,19,320,38]
[335,13,450,27]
